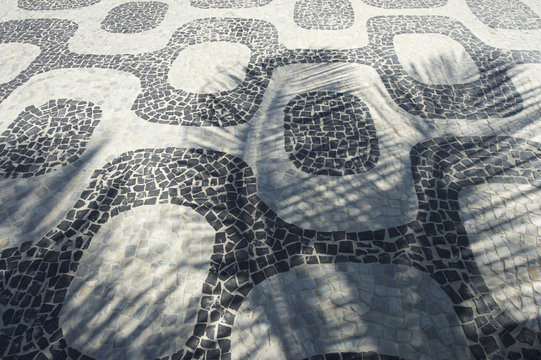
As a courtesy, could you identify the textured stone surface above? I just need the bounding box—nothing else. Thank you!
[190,0,272,8]
[460,183,541,333]
[101,2,169,34]
[294,0,354,30]
[393,33,480,85]
[1,0,541,359]
[232,263,469,360]
[249,64,418,232]
[361,0,447,8]
[17,0,101,10]
[168,42,252,94]
[466,0,541,30]
[60,204,215,359]
[0,43,40,84]
[283,91,379,176]
[0,99,101,178]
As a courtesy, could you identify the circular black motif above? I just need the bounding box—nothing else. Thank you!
[283,91,379,176]
[101,1,169,34]
[0,99,101,178]
[294,0,354,30]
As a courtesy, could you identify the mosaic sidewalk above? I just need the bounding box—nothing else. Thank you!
[1,0,541,359]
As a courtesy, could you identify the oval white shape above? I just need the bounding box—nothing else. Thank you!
[232,263,469,360]
[168,41,252,93]
[59,204,215,359]
[0,43,40,84]
[394,33,480,85]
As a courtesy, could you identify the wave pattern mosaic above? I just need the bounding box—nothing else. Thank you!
[1,0,541,359]
[0,99,101,179]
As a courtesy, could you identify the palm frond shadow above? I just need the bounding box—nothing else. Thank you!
[1,43,541,359]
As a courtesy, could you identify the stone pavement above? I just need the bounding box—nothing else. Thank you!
[0,0,541,359]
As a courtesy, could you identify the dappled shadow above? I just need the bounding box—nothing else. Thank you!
[59,204,213,359]
[2,15,541,360]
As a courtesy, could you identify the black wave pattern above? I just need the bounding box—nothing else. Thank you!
[1,16,541,127]
[2,136,541,359]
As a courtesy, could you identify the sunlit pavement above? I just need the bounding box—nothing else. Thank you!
[1,0,541,359]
